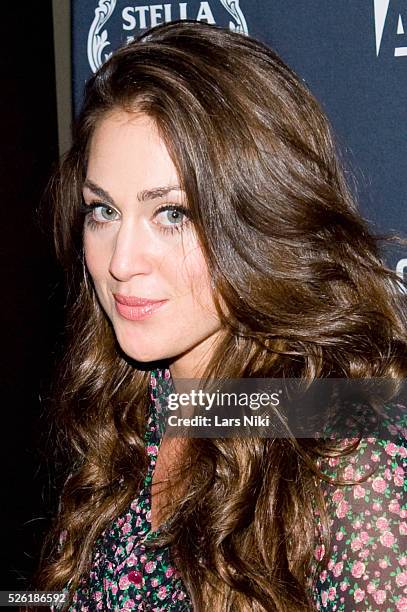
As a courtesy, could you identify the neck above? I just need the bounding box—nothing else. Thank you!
[168,330,221,390]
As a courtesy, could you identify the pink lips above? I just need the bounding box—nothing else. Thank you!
[113,293,168,321]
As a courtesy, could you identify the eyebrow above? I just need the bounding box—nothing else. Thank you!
[83,179,183,204]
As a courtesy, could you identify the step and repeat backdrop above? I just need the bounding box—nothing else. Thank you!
[70,0,407,277]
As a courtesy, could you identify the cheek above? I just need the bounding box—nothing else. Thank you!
[181,247,214,311]
[83,231,109,281]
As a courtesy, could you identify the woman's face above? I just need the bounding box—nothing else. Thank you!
[82,109,222,377]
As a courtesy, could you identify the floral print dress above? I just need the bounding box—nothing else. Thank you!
[56,369,406,611]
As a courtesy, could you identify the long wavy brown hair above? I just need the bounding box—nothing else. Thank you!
[31,20,407,611]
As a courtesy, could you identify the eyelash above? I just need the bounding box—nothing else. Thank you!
[78,201,192,235]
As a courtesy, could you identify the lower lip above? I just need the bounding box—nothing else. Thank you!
[114,299,168,321]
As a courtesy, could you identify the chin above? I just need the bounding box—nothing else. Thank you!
[123,347,158,363]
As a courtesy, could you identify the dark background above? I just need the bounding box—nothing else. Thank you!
[0,1,62,592]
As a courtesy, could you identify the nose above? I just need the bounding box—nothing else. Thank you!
[109,219,153,282]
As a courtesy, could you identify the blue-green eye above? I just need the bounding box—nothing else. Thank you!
[154,205,191,233]
[91,205,118,223]
[78,201,119,229]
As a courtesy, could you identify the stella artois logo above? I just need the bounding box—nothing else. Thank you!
[88,0,249,73]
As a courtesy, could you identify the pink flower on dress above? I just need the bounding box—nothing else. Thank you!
[165,567,174,578]
[396,596,407,611]
[335,531,344,541]
[333,562,343,578]
[340,581,349,591]
[376,516,389,531]
[400,522,407,535]
[336,500,350,519]
[360,530,369,544]
[384,442,398,456]
[157,586,168,601]
[351,537,363,551]
[384,467,392,480]
[151,578,159,587]
[374,590,387,604]
[147,445,158,456]
[353,485,366,499]
[353,588,365,603]
[123,599,135,609]
[399,446,407,459]
[328,587,336,601]
[367,581,377,593]
[145,561,157,573]
[119,574,130,590]
[343,465,355,480]
[372,477,387,493]
[332,489,344,503]
[394,474,404,486]
[126,554,137,567]
[321,591,328,607]
[396,571,407,587]
[380,530,395,547]
[389,499,401,514]
[351,561,365,578]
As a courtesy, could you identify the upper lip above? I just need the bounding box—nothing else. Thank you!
[113,293,167,306]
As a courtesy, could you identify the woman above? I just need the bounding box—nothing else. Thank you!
[33,20,406,611]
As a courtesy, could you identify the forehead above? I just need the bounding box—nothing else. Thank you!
[86,109,179,196]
